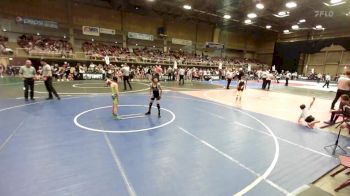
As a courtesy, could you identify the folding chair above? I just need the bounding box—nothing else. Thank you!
[331,155,350,192]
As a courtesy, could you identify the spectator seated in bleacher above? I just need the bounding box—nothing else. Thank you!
[0,36,13,55]
[17,34,73,58]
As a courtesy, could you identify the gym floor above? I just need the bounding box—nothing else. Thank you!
[0,78,349,196]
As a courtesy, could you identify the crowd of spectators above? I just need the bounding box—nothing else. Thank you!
[17,34,73,58]
[31,61,224,82]
[81,42,266,67]
[0,36,13,55]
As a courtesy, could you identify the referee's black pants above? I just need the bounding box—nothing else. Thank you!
[331,89,350,109]
[179,75,185,85]
[123,76,132,90]
[226,79,232,89]
[262,78,267,89]
[24,78,34,100]
[45,77,59,99]
[266,80,271,90]
[285,78,289,86]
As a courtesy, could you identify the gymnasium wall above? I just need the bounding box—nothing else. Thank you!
[275,28,350,74]
[301,45,350,76]
[256,32,277,65]
[0,0,277,62]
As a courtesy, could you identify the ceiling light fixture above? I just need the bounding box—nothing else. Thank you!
[256,3,265,9]
[183,5,192,10]
[223,14,231,19]
[286,1,297,8]
[313,25,326,30]
[278,11,287,16]
[299,19,306,23]
[36,32,40,36]
[247,13,257,19]
[324,0,346,6]
[331,0,342,3]
[2,28,7,32]
[292,25,299,30]
[266,25,272,29]
[283,29,290,34]
[274,11,290,18]
[244,19,252,24]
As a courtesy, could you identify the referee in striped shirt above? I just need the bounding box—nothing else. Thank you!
[41,60,60,100]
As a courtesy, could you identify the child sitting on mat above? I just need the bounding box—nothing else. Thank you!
[298,97,320,129]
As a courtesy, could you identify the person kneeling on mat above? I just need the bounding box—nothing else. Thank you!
[107,77,121,120]
[145,77,162,118]
[298,97,320,129]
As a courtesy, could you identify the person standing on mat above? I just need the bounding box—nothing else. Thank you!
[237,68,244,80]
[154,65,162,80]
[285,71,291,86]
[265,71,274,91]
[331,71,350,109]
[145,77,162,118]
[19,60,36,101]
[178,67,185,85]
[226,69,233,89]
[121,64,132,90]
[261,70,268,89]
[323,73,331,88]
[235,77,246,102]
[40,60,60,100]
[107,77,121,120]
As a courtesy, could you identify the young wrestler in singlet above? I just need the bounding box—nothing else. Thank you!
[107,77,120,120]
[236,78,246,101]
[145,77,162,117]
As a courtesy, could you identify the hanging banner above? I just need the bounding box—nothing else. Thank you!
[171,38,192,46]
[15,16,58,29]
[82,26,100,36]
[205,42,224,49]
[128,32,154,41]
[100,28,116,35]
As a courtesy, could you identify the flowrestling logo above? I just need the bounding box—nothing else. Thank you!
[314,10,334,18]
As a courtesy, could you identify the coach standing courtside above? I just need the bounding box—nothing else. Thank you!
[41,60,60,100]
[331,71,350,109]
[19,60,36,101]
